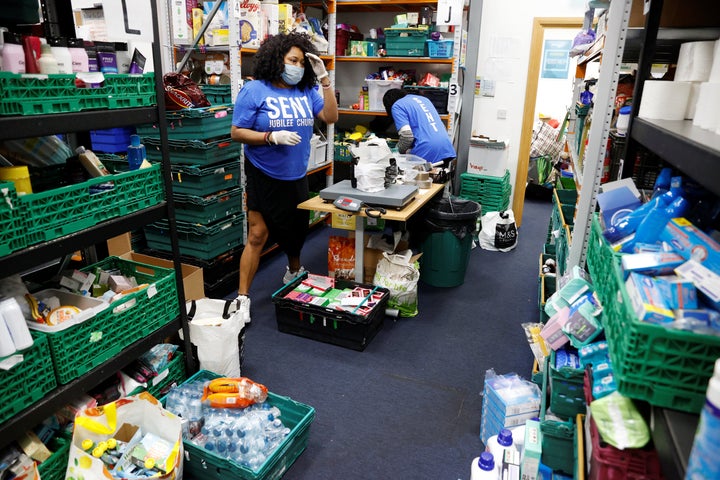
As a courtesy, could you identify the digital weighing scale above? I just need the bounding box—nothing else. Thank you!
[319,180,419,209]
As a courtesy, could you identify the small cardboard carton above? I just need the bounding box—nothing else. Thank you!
[107,233,205,301]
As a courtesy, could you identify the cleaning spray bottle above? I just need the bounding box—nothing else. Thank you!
[127,134,146,171]
[621,195,689,253]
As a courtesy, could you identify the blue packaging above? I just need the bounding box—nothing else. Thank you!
[656,275,698,310]
[625,272,675,324]
[127,135,146,171]
[596,186,642,229]
[621,252,686,279]
[660,217,720,272]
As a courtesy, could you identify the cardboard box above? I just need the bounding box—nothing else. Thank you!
[170,0,196,44]
[467,140,508,177]
[596,186,642,229]
[521,419,542,480]
[107,233,205,301]
[660,217,720,271]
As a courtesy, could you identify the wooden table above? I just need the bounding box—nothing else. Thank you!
[297,183,445,282]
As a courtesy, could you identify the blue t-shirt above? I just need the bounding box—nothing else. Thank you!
[232,80,324,180]
[391,94,456,164]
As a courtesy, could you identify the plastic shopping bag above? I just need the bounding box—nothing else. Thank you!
[66,393,183,480]
[373,250,421,317]
[478,210,518,252]
[184,297,250,377]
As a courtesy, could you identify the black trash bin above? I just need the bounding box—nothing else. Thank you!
[419,197,481,287]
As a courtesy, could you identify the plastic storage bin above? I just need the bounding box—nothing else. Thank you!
[144,136,242,165]
[172,370,316,480]
[458,170,511,213]
[90,127,135,153]
[173,187,244,224]
[170,158,241,196]
[549,349,586,419]
[540,356,575,475]
[37,437,71,480]
[0,335,57,424]
[0,72,156,115]
[419,198,481,287]
[35,256,179,384]
[587,214,720,413]
[402,85,449,114]
[366,79,404,111]
[145,215,245,260]
[336,29,363,55]
[272,271,390,351]
[384,28,429,56]
[18,164,164,246]
[136,105,233,141]
[426,39,454,58]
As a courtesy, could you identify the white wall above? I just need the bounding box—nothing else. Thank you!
[471,0,586,205]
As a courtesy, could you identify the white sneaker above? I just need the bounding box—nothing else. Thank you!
[235,294,251,324]
[283,266,306,284]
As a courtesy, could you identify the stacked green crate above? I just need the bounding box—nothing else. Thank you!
[458,170,511,213]
[551,188,575,277]
[138,106,244,270]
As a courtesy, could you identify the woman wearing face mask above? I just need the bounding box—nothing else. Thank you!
[231,32,338,314]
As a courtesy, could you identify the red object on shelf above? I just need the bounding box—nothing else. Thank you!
[584,369,665,480]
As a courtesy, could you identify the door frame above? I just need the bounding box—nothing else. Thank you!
[512,17,583,226]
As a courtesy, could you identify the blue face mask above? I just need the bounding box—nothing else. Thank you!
[281,64,304,86]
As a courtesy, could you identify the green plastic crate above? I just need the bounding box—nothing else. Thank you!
[385,27,429,56]
[200,85,232,105]
[555,187,578,206]
[37,256,178,384]
[0,181,27,257]
[539,273,556,323]
[540,356,575,475]
[37,437,71,480]
[0,335,57,424]
[557,176,576,190]
[171,158,241,196]
[144,136,241,165]
[19,164,164,246]
[136,105,234,141]
[145,215,245,260]
[174,187,244,224]
[0,72,155,116]
[549,349,586,419]
[333,141,356,163]
[175,370,315,480]
[556,224,572,277]
[587,214,720,414]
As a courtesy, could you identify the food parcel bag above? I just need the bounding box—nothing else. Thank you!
[373,250,421,317]
[66,392,183,480]
[183,297,250,378]
[478,210,518,252]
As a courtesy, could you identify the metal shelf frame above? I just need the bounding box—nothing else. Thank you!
[0,0,196,444]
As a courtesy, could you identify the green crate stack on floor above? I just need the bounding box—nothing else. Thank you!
[137,106,244,294]
[458,170,511,213]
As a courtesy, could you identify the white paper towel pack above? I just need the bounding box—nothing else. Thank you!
[709,40,720,83]
[675,41,716,82]
[685,82,702,119]
[693,82,720,131]
[639,81,691,121]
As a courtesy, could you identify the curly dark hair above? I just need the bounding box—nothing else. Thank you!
[253,32,319,90]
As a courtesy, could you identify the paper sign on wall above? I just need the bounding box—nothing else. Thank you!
[103,0,154,42]
[436,0,463,26]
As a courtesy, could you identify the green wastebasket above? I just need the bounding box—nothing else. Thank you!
[419,197,481,287]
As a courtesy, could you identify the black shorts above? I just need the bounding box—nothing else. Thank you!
[244,159,309,257]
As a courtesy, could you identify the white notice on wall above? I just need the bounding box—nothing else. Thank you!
[436,0,463,26]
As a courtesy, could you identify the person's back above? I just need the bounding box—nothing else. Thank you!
[384,90,456,165]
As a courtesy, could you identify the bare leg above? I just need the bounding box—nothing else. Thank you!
[238,210,269,295]
[287,255,301,273]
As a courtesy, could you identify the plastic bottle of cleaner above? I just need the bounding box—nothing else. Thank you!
[686,357,720,479]
[48,37,73,74]
[127,134,146,170]
[471,451,497,480]
[486,428,519,478]
[76,146,111,177]
[37,42,59,74]
[68,37,89,72]
[2,31,25,73]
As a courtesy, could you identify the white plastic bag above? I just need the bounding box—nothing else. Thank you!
[373,250,421,317]
[478,210,518,252]
[183,298,250,377]
[351,136,392,192]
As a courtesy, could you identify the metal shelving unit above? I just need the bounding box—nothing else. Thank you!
[0,0,194,447]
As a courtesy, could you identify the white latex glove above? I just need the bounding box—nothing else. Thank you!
[305,52,328,81]
[270,130,301,146]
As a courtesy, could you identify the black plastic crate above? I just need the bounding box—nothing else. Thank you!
[272,272,390,351]
[402,86,449,114]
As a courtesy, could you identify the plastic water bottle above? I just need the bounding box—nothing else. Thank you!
[686,358,720,479]
[127,134,146,171]
[486,428,518,478]
[471,452,497,480]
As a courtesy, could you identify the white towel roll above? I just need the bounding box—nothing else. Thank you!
[685,81,702,119]
[708,40,720,83]
[676,41,716,82]
[638,80,691,121]
[692,82,720,131]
